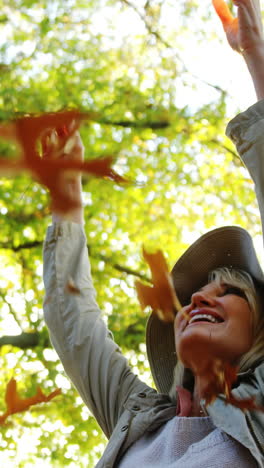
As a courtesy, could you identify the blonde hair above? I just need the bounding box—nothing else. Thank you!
[169,267,264,402]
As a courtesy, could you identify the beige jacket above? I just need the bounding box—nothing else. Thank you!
[43,100,264,467]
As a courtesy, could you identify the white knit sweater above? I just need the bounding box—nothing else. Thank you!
[118,416,256,467]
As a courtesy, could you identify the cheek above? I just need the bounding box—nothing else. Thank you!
[226,301,254,353]
[232,300,253,331]
[238,316,254,349]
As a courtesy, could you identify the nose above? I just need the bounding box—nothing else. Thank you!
[191,290,216,308]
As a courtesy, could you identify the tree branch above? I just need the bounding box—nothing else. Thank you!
[94,252,150,282]
[0,290,24,330]
[0,332,50,349]
[121,0,171,48]
[0,240,151,282]
[99,118,170,129]
[0,240,43,252]
[211,138,240,160]
[120,0,227,96]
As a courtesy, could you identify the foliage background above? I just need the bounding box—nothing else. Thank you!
[0,0,262,466]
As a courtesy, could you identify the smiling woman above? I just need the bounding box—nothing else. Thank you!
[170,266,264,405]
[210,268,264,369]
[42,1,264,467]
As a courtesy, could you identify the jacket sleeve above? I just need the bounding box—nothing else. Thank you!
[206,103,264,465]
[226,99,264,235]
[43,222,150,439]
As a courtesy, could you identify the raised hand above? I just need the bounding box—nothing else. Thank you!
[213,0,264,53]
[42,123,85,223]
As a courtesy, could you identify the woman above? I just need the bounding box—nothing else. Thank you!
[43,0,264,466]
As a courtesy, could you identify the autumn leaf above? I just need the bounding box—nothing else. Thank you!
[0,378,61,425]
[66,277,81,294]
[203,361,264,412]
[0,110,127,213]
[135,248,182,322]
[212,0,238,49]
[212,0,234,29]
[203,360,236,405]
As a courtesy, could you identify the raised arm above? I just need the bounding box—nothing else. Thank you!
[221,0,264,243]
[213,0,264,100]
[42,128,149,438]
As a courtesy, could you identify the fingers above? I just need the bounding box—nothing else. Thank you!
[212,0,234,28]
[41,129,59,159]
[237,0,264,33]
[213,0,263,52]
[64,132,84,160]
[41,121,84,162]
[214,0,263,32]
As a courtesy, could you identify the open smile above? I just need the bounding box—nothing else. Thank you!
[186,308,224,328]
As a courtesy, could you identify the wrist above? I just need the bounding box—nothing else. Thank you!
[52,186,84,224]
[241,41,264,59]
[241,43,264,101]
[52,207,84,225]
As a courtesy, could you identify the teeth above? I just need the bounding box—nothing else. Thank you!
[189,314,218,325]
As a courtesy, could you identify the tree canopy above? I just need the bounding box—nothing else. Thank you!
[0,0,262,466]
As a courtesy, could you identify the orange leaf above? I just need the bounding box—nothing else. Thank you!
[212,0,234,28]
[0,110,127,213]
[212,0,238,37]
[135,248,182,322]
[0,378,61,425]
[66,277,81,294]
[203,361,264,412]
[203,360,235,405]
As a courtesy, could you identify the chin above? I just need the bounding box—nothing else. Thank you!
[176,330,225,369]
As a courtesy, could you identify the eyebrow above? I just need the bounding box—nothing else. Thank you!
[196,282,221,293]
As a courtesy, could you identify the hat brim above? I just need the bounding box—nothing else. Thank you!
[146,226,264,394]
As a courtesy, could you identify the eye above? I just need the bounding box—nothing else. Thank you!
[221,284,247,301]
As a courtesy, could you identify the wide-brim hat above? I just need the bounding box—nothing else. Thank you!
[146,226,264,394]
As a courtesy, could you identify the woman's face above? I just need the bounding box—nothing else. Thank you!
[174,281,254,371]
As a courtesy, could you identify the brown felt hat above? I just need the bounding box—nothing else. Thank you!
[146,226,264,394]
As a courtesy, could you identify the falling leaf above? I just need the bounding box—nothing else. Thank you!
[0,110,127,213]
[203,361,264,412]
[212,0,238,47]
[0,378,61,425]
[212,0,234,28]
[135,248,182,322]
[66,277,80,294]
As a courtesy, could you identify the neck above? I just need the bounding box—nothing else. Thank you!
[191,375,208,416]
